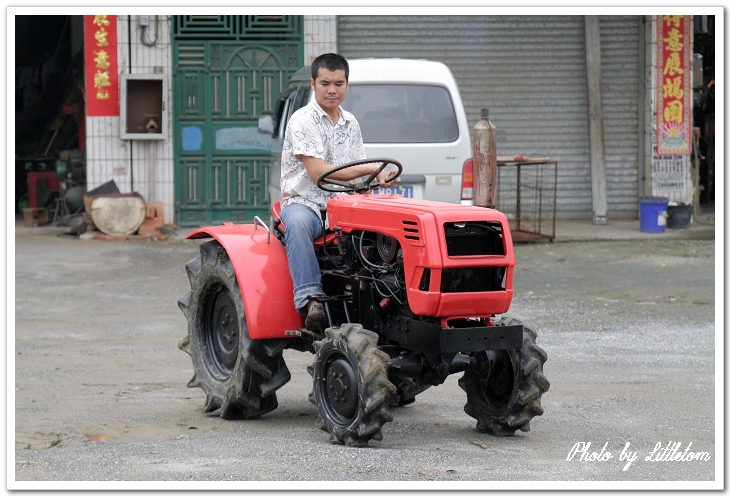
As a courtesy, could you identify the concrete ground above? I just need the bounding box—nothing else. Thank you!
[553,207,716,242]
[11,209,719,488]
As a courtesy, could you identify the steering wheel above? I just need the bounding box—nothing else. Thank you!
[316,158,403,194]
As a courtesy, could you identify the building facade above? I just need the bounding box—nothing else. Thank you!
[82,14,713,226]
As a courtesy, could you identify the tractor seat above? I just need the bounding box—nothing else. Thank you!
[271,201,337,249]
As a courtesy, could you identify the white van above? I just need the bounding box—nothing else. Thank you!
[260,58,471,204]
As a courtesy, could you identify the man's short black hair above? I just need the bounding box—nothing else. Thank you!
[311,53,349,81]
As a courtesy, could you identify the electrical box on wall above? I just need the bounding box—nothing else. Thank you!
[120,74,166,140]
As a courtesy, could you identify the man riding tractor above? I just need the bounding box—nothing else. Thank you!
[178,53,549,447]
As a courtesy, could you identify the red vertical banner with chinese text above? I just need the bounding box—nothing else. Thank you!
[84,15,119,116]
[656,15,691,155]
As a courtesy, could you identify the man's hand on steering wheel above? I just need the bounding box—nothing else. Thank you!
[375,166,398,188]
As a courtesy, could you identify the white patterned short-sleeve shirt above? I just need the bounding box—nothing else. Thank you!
[280,100,366,216]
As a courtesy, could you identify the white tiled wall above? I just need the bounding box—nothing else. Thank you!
[304,16,337,64]
[86,15,174,224]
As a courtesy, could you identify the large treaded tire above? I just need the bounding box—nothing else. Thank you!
[309,324,396,446]
[178,240,291,419]
[458,323,550,436]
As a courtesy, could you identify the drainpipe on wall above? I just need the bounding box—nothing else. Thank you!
[128,15,134,192]
[637,16,647,201]
[584,15,608,224]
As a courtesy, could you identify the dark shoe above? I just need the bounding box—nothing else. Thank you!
[305,303,328,333]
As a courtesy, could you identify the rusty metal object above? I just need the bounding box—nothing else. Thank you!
[472,108,497,208]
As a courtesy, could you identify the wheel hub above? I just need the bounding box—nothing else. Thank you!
[483,350,515,409]
[325,357,358,421]
[208,286,238,375]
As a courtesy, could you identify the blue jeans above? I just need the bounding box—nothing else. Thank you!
[280,203,325,314]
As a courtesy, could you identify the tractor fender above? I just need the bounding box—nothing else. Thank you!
[187,223,303,339]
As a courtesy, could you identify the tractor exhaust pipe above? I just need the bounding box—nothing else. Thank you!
[472,108,497,208]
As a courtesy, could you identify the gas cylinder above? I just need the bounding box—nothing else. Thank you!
[472,108,497,208]
[64,185,86,213]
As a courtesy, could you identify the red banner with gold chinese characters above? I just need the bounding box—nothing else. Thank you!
[84,15,119,116]
[656,15,691,155]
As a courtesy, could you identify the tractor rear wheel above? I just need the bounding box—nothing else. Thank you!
[309,324,396,446]
[178,240,291,419]
[459,324,550,436]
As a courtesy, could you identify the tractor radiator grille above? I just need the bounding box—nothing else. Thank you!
[440,267,506,293]
[444,222,504,256]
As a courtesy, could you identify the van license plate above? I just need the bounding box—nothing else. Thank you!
[373,185,415,198]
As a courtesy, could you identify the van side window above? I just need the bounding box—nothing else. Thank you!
[274,86,311,140]
[273,88,296,139]
[293,88,310,111]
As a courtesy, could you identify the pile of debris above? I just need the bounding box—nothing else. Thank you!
[58,180,174,241]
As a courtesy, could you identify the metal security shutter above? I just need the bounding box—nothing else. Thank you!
[338,15,640,219]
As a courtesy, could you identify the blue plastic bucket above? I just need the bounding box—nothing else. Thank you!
[639,197,669,233]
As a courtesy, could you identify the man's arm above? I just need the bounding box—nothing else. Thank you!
[298,155,397,187]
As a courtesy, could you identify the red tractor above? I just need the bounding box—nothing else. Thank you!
[178,159,549,446]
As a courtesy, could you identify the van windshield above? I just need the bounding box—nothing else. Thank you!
[342,84,459,143]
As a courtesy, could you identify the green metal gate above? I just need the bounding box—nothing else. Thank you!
[172,16,303,226]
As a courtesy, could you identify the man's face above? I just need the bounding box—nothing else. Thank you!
[311,67,348,116]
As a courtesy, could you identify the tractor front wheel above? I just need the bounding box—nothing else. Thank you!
[459,324,550,436]
[309,324,396,446]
